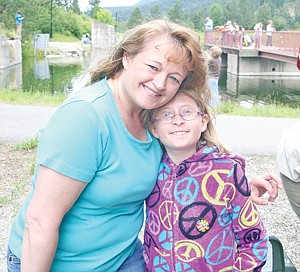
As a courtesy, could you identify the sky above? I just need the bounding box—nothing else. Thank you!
[79,0,141,11]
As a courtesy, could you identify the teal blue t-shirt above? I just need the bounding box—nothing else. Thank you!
[9,79,162,271]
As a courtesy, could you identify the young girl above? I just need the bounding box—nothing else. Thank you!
[143,90,268,271]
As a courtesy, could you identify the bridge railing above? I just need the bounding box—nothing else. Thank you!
[204,30,300,56]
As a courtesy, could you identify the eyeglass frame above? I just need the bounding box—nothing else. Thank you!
[151,109,206,124]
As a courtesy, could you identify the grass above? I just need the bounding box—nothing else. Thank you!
[216,101,300,118]
[16,136,39,151]
[1,89,299,118]
[50,33,81,42]
[0,89,66,106]
[0,177,28,212]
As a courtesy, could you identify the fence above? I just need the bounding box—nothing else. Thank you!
[204,30,300,56]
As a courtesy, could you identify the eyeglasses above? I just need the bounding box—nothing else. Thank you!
[152,109,206,124]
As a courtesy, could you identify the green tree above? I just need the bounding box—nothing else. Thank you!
[127,7,144,29]
[70,0,80,14]
[209,3,223,27]
[0,0,51,39]
[94,8,114,26]
[273,16,287,30]
[167,1,185,24]
[89,0,100,18]
[149,4,163,20]
[0,0,91,40]
[236,0,255,29]
[190,10,204,30]
[256,3,272,26]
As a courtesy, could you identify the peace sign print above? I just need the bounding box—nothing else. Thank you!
[152,255,171,271]
[159,230,173,251]
[233,163,251,196]
[175,262,195,272]
[187,159,213,177]
[174,177,199,205]
[159,200,179,230]
[154,247,170,258]
[233,252,258,271]
[162,180,173,199]
[144,230,159,253]
[219,266,234,272]
[253,237,268,261]
[218,205,240,227]
[179,202,217,240]
[157,162,171,181]
[147,182,161,208]
[238,198,260,229]
[205,227,234,265]
[244,228,261,243]
[147,210,161,235]
[201,169,236,206]
[175,240,204,263]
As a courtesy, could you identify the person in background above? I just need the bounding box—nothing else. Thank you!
[254,22,263,49]
[204,17,213,31]
[7,19,282,272]
[204,17,214,45]
[297,45,300,70]
[81,33,91,44]
[143,90,268,271]
[207,46,222,107]
[266,20,276,47]
[225,20,235,46]
[15,10,24,39]
[233,22,240,47]
[243,34,253,47]
[277,122,300,220]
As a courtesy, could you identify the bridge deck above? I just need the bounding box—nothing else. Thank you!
[204,30,300,64]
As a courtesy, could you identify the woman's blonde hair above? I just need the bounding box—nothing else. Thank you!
[90,19,210,102]
[146,89,229,154]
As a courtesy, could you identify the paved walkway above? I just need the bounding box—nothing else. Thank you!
[1,103,299,156]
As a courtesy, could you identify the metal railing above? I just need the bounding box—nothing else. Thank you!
[204,30,300,56]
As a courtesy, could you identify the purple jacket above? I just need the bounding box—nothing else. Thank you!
[144,146,268,271]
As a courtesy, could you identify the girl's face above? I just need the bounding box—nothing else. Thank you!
[151,93,209,163]
[121,36,188,111]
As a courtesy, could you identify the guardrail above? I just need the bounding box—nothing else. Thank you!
[204,30,300,56]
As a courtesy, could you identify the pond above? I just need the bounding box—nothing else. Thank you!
[1,53,299,108]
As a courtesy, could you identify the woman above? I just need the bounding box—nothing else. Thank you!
[207,46,222,107]
[7,20,281,272]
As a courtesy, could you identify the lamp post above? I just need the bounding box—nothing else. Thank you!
[50,0,53,38]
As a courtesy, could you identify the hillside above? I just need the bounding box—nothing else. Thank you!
[105,0,299,23]
[106,0,221,19]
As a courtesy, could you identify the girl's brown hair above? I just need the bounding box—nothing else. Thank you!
[146,89,229,154]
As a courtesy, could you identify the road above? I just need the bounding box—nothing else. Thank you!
[1,103,299,156]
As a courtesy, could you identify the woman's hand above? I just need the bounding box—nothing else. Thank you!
[250,173,283,205]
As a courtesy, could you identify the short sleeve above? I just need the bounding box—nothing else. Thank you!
[37,101,104,182]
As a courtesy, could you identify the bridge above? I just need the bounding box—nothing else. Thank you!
[204,30,300,76]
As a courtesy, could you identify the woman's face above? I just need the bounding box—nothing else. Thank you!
[121,36,188,111]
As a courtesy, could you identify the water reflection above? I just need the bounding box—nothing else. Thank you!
[1,52,299,107]
[0,63,22,89]
[34,58,50,80]
[219,68,300,107]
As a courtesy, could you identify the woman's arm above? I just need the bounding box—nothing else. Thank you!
[21,165,87,272]
[250,173,283,205]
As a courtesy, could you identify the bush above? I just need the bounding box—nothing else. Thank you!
[53,8,91,39]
